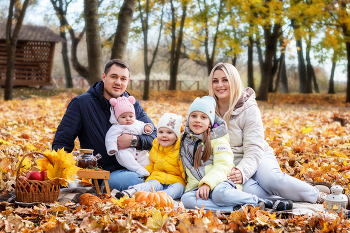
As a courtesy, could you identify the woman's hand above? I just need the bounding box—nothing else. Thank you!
[228,167,243,184]
[196,184,211,200]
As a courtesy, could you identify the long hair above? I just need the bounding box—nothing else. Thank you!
[193,128,211,170]
[208,63,244,125]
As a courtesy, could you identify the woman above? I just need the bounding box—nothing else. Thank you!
[208,62,332,204]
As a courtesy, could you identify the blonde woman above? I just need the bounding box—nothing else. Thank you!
[208,62,332,204]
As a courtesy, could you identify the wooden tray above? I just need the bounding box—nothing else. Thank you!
[76,170,110,195]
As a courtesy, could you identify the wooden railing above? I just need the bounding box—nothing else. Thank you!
[52,77,89,88]
[129,80,201,91]
[51,78,202,91]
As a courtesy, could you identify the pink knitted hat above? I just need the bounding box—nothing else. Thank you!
[110,96,136,119]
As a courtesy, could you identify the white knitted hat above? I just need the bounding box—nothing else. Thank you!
[157,113,182,138]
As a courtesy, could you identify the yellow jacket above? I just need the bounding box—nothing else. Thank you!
[145,137,186,187]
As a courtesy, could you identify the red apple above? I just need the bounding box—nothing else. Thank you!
[41,171,48,181]
[27,171,43,181]
[26,185,36,192]
[18,177,28,187]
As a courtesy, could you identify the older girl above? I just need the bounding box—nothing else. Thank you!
[180,96,293,211]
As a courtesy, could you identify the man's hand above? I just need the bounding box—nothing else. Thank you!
[227,167,243,184]
[117,133,133,150]
[144,125,153,133]
[196,184,210,200]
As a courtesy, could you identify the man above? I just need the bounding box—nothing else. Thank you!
[52,59,156,190]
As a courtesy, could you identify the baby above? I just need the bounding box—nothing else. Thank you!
[105,96,153,176]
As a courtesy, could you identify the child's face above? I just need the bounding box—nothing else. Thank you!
[189,111,210,134]
[157,127,177,147]
[117,112,135,125]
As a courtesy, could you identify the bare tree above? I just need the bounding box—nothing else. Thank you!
[50,1,89,81]
[50,0,73,88]
[138,0,164,100]
[4,0,30,101]
[111,0,137,60]
[169,0,187,90]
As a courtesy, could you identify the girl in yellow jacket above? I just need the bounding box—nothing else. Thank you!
[115,113,186,199]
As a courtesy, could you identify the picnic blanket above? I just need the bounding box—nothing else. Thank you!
[0,188,335,217]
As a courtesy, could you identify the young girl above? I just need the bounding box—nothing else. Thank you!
[114,113,186,199]
[180,96,293,211]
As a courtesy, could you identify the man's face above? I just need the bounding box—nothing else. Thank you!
[102,64,130,100]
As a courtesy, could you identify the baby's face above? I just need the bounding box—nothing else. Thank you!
[118,112,135,125]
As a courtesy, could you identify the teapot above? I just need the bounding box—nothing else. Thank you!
[73,149,102,169]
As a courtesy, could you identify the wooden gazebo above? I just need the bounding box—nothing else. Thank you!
[0,24,65,87]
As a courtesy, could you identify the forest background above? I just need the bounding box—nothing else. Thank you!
[1,0,350,102]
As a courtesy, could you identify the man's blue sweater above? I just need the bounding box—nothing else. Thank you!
[52,81,156,173]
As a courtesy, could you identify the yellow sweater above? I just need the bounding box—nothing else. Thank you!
[145,137,186,187]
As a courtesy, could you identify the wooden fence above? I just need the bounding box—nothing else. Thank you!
[129,80,201,91]
[52,77,89,88]
[52,78,202,91]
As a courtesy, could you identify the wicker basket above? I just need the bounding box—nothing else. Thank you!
[15,152,60,203]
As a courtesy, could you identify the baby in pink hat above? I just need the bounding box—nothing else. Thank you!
[105,96,153,176]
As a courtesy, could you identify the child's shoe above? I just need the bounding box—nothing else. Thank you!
[112,188,137,199]
[259,198,293,211]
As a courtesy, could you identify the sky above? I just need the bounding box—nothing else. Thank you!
[3,0,348,84]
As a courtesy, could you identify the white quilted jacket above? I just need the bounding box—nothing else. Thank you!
[228,87,274,184]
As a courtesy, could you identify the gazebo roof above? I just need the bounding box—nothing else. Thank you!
[0,23,65,43]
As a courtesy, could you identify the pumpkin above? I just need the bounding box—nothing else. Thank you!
[134,186,174,209]
[79,193,101,206]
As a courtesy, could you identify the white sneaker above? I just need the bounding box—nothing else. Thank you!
[316,191,328,204]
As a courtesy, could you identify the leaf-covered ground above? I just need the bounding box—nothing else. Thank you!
[0,88,350,232]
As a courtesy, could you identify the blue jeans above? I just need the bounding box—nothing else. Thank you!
[242,152,319,202]
[181,181,259,211]
[104,169,145,191]
[130,180,184,199]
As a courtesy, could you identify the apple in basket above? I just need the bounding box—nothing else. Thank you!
[41,171,49,181]
[27,171,43,181]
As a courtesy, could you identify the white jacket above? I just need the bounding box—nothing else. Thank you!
[228,88,274,184]
[105,107,153,167]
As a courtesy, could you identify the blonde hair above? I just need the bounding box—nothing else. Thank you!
[208,63,244,125]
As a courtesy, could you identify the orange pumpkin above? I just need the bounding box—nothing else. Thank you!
[134,186,174,209]
[79,193,101,206]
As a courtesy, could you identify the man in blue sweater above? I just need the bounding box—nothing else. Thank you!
[52,59,156,190]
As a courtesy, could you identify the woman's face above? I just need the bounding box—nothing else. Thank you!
[212,70,230,102]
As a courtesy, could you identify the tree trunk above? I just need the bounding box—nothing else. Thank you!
[257,23,281,101]
[50,0,89,81]
[328,62,336,94]
[296,39,307,93]
[247,36,255,90]
[169,1,187,90]
[70,29,89,79]
[5,44,15,101]
[346,41,350,102]
[111,0,136,60]
[60,27,73,88]
[311,66,319,93]
[281,56,288,93]
[232,55,237,66]
[84,0,102,85]
[141,0,164,100]
[256,39,265,88]
[305,49,313,93]
[4,0,30,101]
